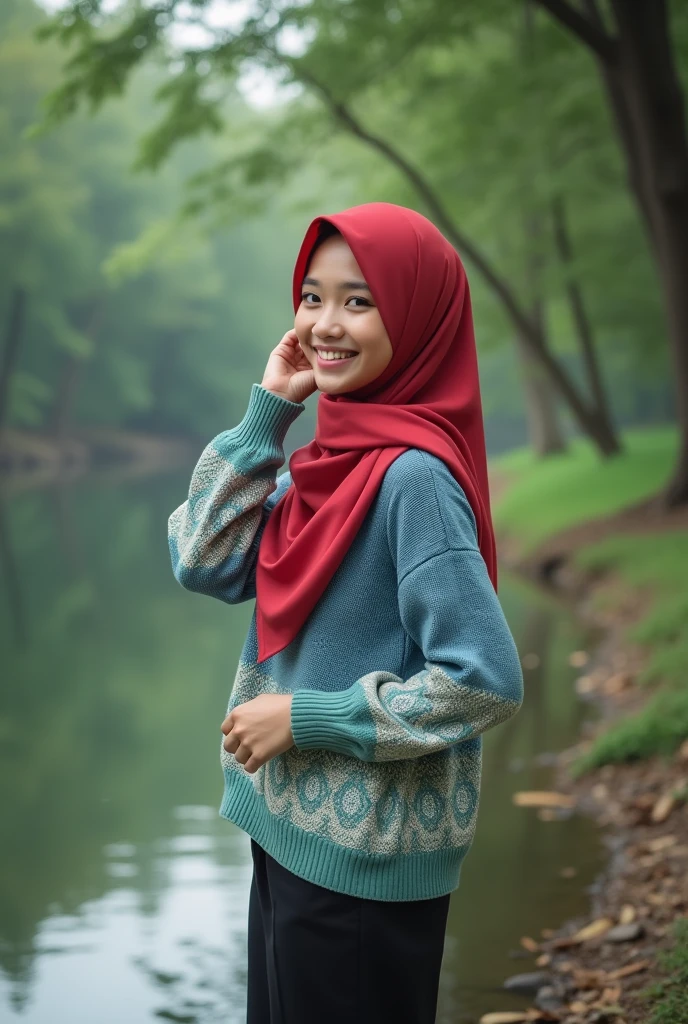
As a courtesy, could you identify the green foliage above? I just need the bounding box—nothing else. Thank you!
[637,915,688,1024]
[0,0,340,438]
[34,0,681,402]
[5,0,687,441]
[132,57,226,171]
[494,428,688,767]
[576,533,688,693]
[576,532,688,593]
[569,685,688,775]
[492,427,678,551]
[35,4,163,118]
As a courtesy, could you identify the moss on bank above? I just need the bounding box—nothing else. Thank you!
[491,426,688,771]
[492,427,677,554]
[637,915,688,1024]
[570,532,688,776]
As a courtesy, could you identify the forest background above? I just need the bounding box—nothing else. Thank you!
[1,0,685,478]
[3,4,688,1022]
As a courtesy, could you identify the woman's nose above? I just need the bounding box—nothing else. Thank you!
[312,311,344,339]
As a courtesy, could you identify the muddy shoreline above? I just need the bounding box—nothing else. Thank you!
[492,548,688,1024]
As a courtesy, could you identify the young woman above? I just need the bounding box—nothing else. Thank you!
[168,201,524,1024]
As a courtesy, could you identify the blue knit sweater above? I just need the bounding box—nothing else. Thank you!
[168,383,524,901]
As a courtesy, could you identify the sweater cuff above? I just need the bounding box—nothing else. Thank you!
[224,383,305,452]
[290,685,372,760]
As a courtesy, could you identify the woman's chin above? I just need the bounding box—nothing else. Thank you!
[318,379,357,395]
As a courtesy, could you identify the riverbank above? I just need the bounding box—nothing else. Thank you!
[0,426,197,495]
[488,427,688,1024]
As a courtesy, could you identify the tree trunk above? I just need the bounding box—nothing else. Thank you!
[50,296,105,437]
[51,355,85,438]
[0,287,27,430]
[0,498,27,646]
[608,1,688,503]
[550,195,622,455]
[516,331,567,455]
[537,0,688,501]
[521,205,567,455]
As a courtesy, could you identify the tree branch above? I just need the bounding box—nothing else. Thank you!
[531,0,617,61]
[275,54,612,443]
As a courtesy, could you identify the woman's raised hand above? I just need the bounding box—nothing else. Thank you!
[261,330,317,405]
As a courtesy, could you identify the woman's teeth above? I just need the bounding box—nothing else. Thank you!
[317,350,357,361]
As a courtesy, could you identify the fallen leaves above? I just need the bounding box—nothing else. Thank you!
[643,834,677,853]
[618,905,636,924]
[574,669,634,698]
[574,919,616,943]
[522,653,541,670]
[513,790,578,809]
[650,791,678,823]
[480,1012,561,1024]
[550,918,614,949]
[602,672,633,696]
[480,1013,532,1023]
[606,960,651,979]
[495,577,688,1024]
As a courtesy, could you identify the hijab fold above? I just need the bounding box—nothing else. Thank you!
[255,202,496,664]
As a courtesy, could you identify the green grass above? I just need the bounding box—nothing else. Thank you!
[569,532,688,773]
[492,426,677,553]
[492,427,688,771]
[636,916,688,1024]
[569,687,688,776]
[577,533,688,691]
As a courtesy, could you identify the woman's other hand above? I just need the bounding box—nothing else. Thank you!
[221,694,295,774]
[261,329,317,405]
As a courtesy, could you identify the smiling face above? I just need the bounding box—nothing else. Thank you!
[294,231,393,395]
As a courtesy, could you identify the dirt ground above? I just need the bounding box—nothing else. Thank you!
[489,508,688,1024]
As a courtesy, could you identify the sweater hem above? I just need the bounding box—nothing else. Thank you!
[218,769,467,902]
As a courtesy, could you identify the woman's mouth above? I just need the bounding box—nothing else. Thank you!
[314,348,359,370]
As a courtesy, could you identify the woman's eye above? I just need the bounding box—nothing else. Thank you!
[300,293,371,308]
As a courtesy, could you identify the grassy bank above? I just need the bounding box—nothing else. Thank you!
[492,425,688,1022]
[491,425,687,771]
[572,530,688,776]
[492,426,677,554]
[638,915,688,1024]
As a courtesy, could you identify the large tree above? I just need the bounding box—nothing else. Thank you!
[532,0,688,503]
[37,0,638,458]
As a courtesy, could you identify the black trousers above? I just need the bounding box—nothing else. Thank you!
[246,837,451,1024]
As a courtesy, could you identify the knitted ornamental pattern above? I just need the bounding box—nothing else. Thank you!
[169,384,523,901]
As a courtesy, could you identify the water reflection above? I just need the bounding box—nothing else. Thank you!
[0,473,604,1023]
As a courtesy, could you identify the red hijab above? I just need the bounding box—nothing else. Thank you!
[255,201,496,664]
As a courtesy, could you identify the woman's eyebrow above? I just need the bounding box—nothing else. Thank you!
[302,276,371,291]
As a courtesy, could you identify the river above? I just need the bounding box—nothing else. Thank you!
[0,469,605,1023]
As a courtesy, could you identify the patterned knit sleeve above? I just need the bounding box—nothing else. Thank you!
[290,454,524,761]
[168,383,305,604]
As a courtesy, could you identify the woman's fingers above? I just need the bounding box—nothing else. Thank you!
[223,731,239,753]
[222,729,262,773]
[230,741,261,773]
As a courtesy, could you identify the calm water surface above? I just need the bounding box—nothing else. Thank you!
[0,470,605,1023]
